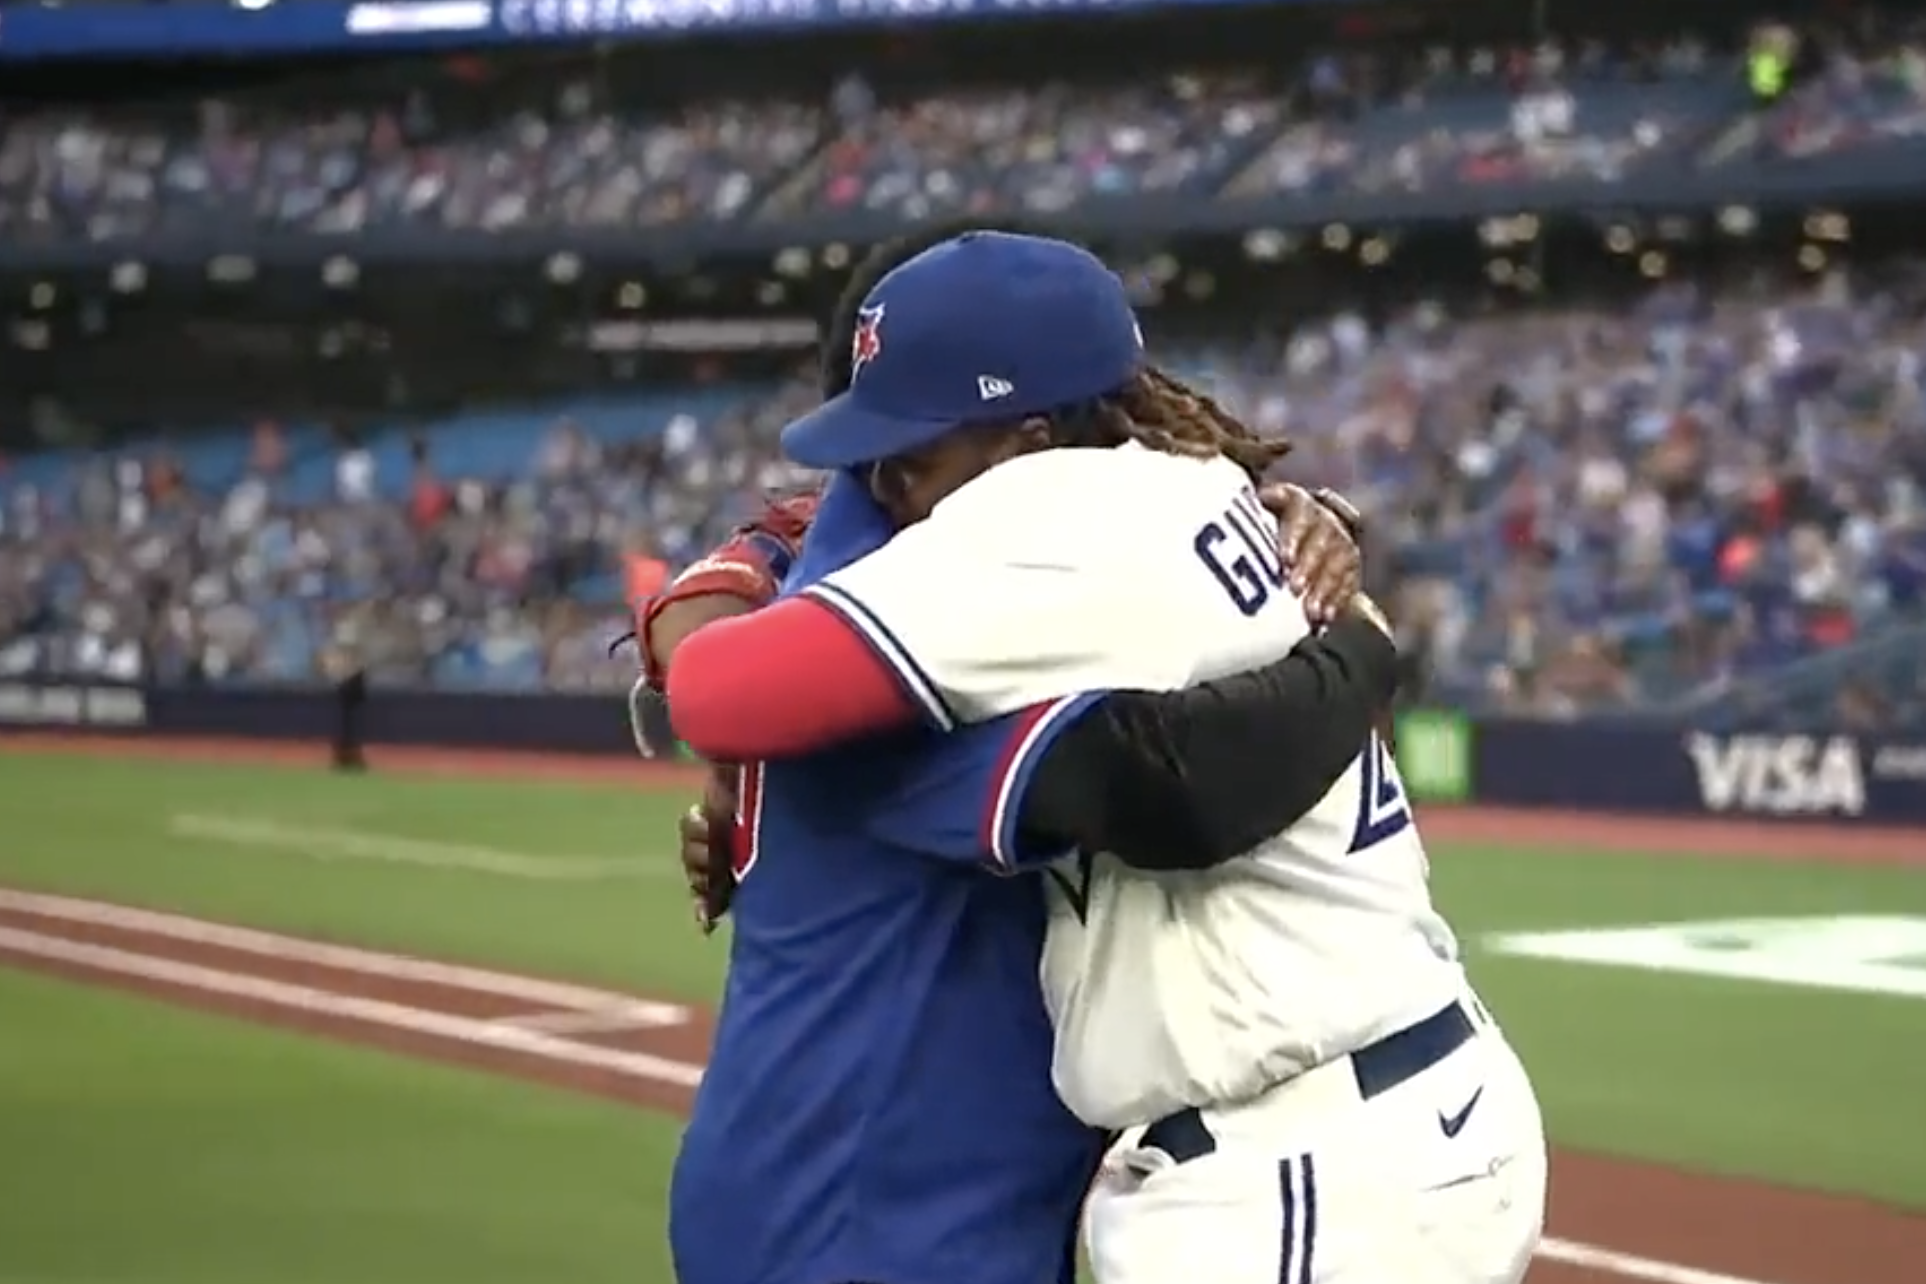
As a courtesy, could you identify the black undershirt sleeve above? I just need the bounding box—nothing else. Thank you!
[1015,615,1399,871]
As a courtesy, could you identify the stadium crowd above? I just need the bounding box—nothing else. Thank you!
[5,11,1926,723]
[5,261,1926,723]
[5,19,1926,241]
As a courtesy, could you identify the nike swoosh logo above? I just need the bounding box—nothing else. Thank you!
[1439,1087,1484,1138]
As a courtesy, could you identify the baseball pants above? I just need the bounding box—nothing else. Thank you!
[1083,999,1546,1284]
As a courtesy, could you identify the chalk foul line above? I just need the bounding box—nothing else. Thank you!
[0,925,705,1088]
[1535,1237,1781,1284]
[0,887,690,1026]
[168,813,662,882]
[0,890,1795,1284]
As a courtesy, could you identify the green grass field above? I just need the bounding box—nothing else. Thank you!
[0,750,1922,1283]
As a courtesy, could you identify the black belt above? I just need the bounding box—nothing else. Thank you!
[1137,1001,1477,1165]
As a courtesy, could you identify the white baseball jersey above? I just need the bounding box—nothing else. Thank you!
[806,443,1464,1129]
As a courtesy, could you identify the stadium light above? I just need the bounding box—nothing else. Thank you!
[322,257,360,289]
[1717,206,1758,237]
[1242,229,1288,262]
[1803,212,1849,242]
[207,255,256,284]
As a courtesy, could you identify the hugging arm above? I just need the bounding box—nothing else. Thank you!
[1019,609,1397,870]
[667,485,1363,763]
[655,480,1371,910]
[863,607,1399,873]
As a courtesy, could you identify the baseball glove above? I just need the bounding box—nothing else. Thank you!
[629,488,820,694]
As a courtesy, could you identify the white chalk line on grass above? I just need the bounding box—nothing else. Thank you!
[168,813,665,883]
[495,1007,682,1035]
[0,888,690,1027]
[496,1008,685,1039]
[0,926,706,1088]
[1535,1238,1782,1284]
[0,891,1800,1284]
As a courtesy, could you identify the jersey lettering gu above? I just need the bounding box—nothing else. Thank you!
[797,443,1549,1284]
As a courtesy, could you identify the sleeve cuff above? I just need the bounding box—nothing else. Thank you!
[981,691,1108,872]
[803,581,958,731]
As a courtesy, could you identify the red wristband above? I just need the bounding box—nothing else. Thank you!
[632,489,822,692]
[636,543,783,693]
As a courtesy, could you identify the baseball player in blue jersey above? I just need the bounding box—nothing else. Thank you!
[639,225,1387,1284]
[663,494,1384,1284]
[666,232,1541,1284]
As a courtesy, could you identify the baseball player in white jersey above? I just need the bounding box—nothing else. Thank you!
[761,231,1550,1284]
[807,441,1545,1284]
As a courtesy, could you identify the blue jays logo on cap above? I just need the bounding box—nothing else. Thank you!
[784,232,1144,470]
[850,304,885,381]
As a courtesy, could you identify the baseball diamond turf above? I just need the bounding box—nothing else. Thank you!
[0,747,1922,1284]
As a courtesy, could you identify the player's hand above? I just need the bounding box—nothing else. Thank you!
[680,767,740,934]
[1259,483,1362,623]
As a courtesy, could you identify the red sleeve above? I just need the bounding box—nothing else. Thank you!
[666,596,920,761]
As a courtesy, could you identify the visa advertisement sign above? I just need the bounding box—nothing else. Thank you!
[1683,733,1869,818]
[1433,714,1926,825]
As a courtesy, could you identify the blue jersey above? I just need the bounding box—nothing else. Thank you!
[669,475,1107,1284]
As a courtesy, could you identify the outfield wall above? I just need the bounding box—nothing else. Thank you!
[3,680,1923,825]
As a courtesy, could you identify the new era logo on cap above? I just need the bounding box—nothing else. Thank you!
[782,231,1146,469]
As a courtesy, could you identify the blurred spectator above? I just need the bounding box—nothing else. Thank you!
[4,255,1923,717]
[1,20,1923,720]
[5,19,1926,238]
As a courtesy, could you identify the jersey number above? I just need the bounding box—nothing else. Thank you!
[1348,735,1412,854]
[732,762,765,880]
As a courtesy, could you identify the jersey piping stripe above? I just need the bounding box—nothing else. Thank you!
[984,691,1107,871]
[802,581,959,731]
[1278,1153,1318,1284]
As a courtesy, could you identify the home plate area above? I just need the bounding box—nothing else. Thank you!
[0,888,1915,1284]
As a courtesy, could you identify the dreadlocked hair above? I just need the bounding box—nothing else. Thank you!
[822,216,1044,398]
[1044,366,1293,484]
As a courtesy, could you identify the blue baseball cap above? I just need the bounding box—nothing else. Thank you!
[781,231,1146,469]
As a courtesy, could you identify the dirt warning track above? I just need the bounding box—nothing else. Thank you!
[0,888,1918,1284]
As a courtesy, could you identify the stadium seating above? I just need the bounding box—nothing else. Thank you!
[4,26,1924,724]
